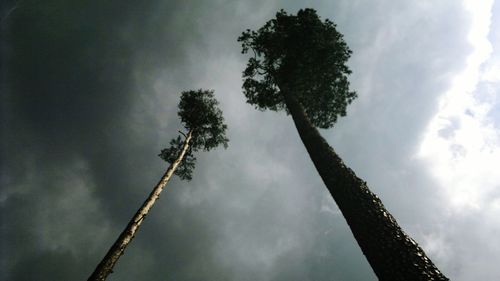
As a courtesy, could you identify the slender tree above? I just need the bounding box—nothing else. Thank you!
[88,89,228,281]
[239,9,448,280]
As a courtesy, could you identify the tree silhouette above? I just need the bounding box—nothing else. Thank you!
[239,9,448,280]
[88,89,228,281]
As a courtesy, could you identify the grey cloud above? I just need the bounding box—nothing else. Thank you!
[1,1,486,280]
[438,117,460,139]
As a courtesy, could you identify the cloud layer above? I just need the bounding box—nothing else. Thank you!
[2,1,499,280]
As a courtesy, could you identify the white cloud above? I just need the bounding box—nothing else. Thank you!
[417,1,500,279]
[418,0,499,210]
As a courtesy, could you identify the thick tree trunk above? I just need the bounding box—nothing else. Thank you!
[283,93,448,281]
[88,130,193,281]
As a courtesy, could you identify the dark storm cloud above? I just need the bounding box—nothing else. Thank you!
[3,0,182,214]
[1,1,235,280]
[2,1,281,280]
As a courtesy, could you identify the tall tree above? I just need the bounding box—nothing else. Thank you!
[88,89,228,281]
[239,9,448,280]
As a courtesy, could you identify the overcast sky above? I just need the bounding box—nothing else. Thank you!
[1,1,499,280]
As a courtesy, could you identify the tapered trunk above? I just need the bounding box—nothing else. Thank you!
[283,93,448,280]
[88,130,193,281]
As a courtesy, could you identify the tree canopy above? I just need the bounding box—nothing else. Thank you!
[159,89,228,180]
[238,8,357,128]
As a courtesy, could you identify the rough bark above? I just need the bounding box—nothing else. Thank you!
[283,93,448,281]
[88,130,193,281]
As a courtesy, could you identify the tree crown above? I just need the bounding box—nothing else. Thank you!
[159,89,228,180]
[178,89,229,151]
[238,8,357,128]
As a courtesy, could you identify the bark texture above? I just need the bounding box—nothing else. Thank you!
[88,131,193,281]
[283,93,448,281]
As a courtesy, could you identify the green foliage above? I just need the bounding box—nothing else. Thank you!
[178,89,229,151]
[159,89,229,181]
[238,8,357,128]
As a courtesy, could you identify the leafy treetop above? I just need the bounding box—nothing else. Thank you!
[159,89,228,180]
[238,8,357,128]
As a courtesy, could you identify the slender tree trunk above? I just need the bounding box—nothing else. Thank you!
[88,130,193,281]
[282,93,448,280]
